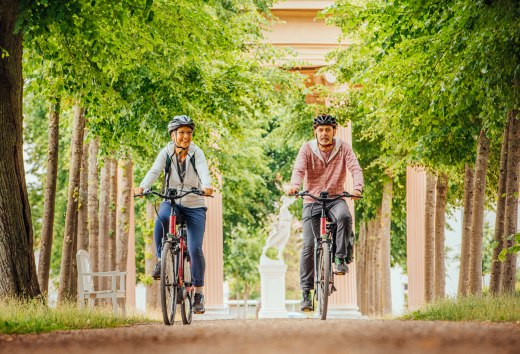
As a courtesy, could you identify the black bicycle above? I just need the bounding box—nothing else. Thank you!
[291,191,360,320]
[135,188,209,325]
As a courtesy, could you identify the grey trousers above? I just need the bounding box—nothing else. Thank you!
[300,199,353,291]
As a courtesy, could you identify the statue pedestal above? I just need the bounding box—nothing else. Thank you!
[258,256,289,318]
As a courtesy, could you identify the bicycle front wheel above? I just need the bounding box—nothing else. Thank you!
[160,242,178,325]
[181,256,194,325]
[318,242,331,320]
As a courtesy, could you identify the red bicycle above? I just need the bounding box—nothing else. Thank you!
[136,188,209,325]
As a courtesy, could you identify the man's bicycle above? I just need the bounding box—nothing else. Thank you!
[135,188,210,325]
[291,191,360,320]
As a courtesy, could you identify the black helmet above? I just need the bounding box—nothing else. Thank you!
[168,115,195,135]
[313,114,337,128]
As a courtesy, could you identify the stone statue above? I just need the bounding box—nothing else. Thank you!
[261,195,295,261]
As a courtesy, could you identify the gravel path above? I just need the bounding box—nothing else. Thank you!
[1,319,519,354]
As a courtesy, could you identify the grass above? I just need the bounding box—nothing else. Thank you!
[0,297,155,335]
[401,293,520,322]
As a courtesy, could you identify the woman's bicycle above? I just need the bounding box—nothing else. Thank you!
[135,188,209,325]
[291,191,360,320]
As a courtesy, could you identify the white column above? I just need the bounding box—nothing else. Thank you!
[196,186,230,320]
[327,123,363,319]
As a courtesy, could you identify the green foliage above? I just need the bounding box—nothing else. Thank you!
[401,293,520,322]
[0,297,152,334]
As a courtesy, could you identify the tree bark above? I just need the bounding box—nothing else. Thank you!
[434,173,448,300]
[37,100,60,295]
[424,172,436,303]
[489,117,510,294]
[458,164,474,296]
[145,202,160,312]
[374,208,382,314]
[500,111,520,294]
[77,134,89,252]
[98,158,110,285]
[467,130,490,295]
[0,0,40,298]
[57,105,86,303]
[367,219,375,315]
[356,221,366,314]
[108,158,118,271]
[117,157,133,272]
[88,138,100,289]
[380,177,392,314]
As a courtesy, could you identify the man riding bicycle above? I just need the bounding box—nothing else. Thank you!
[134,115,213,314]
[287,114,363,312]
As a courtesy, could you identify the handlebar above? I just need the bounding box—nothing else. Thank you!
[289,191,362,203]
[134,188,213,200]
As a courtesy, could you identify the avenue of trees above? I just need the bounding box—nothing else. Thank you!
[2,0,518,317]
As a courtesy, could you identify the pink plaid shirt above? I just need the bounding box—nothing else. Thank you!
[290,138,364,204]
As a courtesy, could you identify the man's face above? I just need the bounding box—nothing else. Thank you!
[172,126,193,149]
[314,125,336,146]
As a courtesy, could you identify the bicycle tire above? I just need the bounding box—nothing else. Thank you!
[160,242,178,325]
[318,242,331,320]
[181,257,193,325]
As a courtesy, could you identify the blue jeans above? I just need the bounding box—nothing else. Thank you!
[154,201,207,287]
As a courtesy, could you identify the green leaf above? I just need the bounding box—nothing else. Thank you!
[498,249,507,262]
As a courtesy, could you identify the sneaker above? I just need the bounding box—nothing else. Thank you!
[334,257,349,275]
[193,293,205,314]
[300,290,313,312]
[152,262,161,280]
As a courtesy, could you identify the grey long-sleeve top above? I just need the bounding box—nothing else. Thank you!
[139,142,212,208]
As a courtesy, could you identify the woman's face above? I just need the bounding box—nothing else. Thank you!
[172,126,193,149]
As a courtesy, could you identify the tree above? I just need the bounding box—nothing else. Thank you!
[434,173,448,300]
[424,172,436,303]
[0,0,40,299]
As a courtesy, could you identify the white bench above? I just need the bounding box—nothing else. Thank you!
[76,250,126,316]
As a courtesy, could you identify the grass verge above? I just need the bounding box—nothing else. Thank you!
[401,293,520,322]
[0,297,155,335]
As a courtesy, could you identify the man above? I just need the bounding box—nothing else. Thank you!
[287,114,363,312]
[134,115,213,314]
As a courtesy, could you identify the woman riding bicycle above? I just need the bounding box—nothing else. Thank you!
[134,115,213,314]
[287,114,363,312]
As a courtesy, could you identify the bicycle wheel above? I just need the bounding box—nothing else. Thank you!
[318,242,331,320]
[181,256,193,324]
[160,242,178,325]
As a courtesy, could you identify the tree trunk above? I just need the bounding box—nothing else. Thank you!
[458,164,474,296]
[145,202,159,312]
[380,177,392,314]
[37,99,60,295]
[424,172,436,303]
[88,138,100,289]
[77,134,89,252]
[108,158,118,271]
[489,117,510,294]
[468,130,490,295]
[57,105,86,303]
[0,0,40,299]
[367,219,375,315]
[356,221,366,314]
[434,173,448,300]
[117,157,133,272]
[500,111,520,294]
[374,208,382,315]
[98,158,110,289]
[362,221,370,315]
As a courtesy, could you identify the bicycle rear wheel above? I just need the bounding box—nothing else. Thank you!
[160,242,178,325]
[318,242,331,320]
[181,256,194,325]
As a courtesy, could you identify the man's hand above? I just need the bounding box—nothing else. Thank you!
[203,187,214,196]
[134,187,145,196]
[286,187,299,196]
[351,189,362,199]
